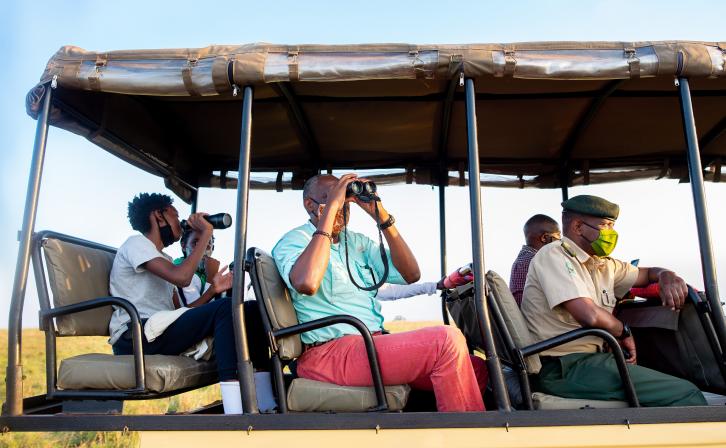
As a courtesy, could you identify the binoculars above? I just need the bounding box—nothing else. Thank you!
[181,213,233,230]
[346,180,378,203]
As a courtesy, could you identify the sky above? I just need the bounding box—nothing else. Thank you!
[2,0,726,329]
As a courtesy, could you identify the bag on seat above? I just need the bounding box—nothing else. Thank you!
[617,295,726,395]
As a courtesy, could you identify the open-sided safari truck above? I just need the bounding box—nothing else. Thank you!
[4,41,726,446]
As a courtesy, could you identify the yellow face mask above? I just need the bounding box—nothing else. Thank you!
[583,222,618,257]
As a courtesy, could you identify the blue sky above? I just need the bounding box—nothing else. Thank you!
[2,0,726,327]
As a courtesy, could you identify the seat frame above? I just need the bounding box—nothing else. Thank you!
[245,247,390,412]
[446,280,640,409]
[31,230,217,403]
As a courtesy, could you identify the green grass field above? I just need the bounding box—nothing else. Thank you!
[0,321,438,447]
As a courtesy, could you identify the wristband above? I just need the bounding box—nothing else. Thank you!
[378,214,395,231]
[618,323,632,340]
[312,230,333,243]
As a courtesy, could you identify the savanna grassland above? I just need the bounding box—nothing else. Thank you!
[0,321,437,447]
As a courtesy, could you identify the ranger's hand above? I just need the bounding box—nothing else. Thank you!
[619,336,637,365]
[657,270,688,310]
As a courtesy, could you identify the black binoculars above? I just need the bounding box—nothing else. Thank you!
[181,213,233,230]
[346,180,378,203]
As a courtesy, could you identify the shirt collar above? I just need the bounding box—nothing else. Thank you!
[520,245,538,255]
[560,236,592,265]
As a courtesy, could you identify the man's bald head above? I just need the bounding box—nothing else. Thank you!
[524,214,561,250]
[302,174,337,203]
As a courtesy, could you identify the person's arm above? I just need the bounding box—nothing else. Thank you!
[376,282,438,301]
[353,197,420,284]
[288,174,357,295]
[188,266,233,308]
[146,214,213,287]
[633,267,688,310]
[561,298,636,363]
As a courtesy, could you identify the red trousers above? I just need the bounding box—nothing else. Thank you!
[296,326,487,412]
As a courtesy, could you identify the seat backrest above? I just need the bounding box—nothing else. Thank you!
[248,248,303,360]
[486,271,542,374]
[41,235,116,336]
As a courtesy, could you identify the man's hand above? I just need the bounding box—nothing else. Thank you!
[326,174,358,213]
[211,266,233,294]
[619,335,637,364]
[658,270,688,310]
[187,213,213,236]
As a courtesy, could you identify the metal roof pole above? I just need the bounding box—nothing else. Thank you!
[677,77,726,351]
[5,83,53,416]
[231,86,259,414]
[437,73,459,325]
[464,78,511,412]
[190,189,198,214]
[438,182,450,325]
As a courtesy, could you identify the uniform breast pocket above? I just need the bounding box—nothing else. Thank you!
[601,288,617,309]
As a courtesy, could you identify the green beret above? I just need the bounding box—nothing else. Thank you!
[561,195,619,221]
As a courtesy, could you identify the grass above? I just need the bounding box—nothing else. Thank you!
[0,321,439,447]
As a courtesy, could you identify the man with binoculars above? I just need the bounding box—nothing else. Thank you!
[108,193,270,414]
[273,174,489,412]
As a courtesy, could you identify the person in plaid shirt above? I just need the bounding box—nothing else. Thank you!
[509,214,560,306]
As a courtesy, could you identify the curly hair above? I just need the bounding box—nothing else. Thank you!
[127,193,173,233]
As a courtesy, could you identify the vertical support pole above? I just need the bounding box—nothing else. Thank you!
[5,84,53,416]
[677,77,726,351]
[438,181,450,325]
[464,78,511,412]
[190,189,199,214]
[561,184,569,202]
[231,86,258,414]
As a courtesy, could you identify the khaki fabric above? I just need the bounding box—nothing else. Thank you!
[57,353,217,393]
[42,237,116,336]
[24,42,726,203]
[249,249,303,360]
[521,237,638,356]
[532,392,628,410]
[287,378,410,412]
[486,271,541,374]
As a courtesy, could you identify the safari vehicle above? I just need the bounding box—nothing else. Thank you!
[4,41,726,446]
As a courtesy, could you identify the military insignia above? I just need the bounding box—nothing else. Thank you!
[565,260,576,276]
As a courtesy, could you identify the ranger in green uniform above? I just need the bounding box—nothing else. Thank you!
[521,195,706,407]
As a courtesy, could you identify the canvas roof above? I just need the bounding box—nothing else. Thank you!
[26,41,726,202]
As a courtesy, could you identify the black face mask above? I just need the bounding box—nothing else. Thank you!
[158,213,177,247]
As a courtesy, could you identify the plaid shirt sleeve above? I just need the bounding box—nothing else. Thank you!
[509,246,537,306]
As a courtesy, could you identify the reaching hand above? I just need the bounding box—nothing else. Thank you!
[211,265,233,294]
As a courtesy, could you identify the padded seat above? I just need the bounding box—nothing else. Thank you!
[287,378,410,412]
[57,353,218,394]
[532,392,628,410]
[486,271,633,410]
[33,232,218,402]
[247,247,409,412]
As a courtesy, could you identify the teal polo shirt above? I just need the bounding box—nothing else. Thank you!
[272,221,405,344]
